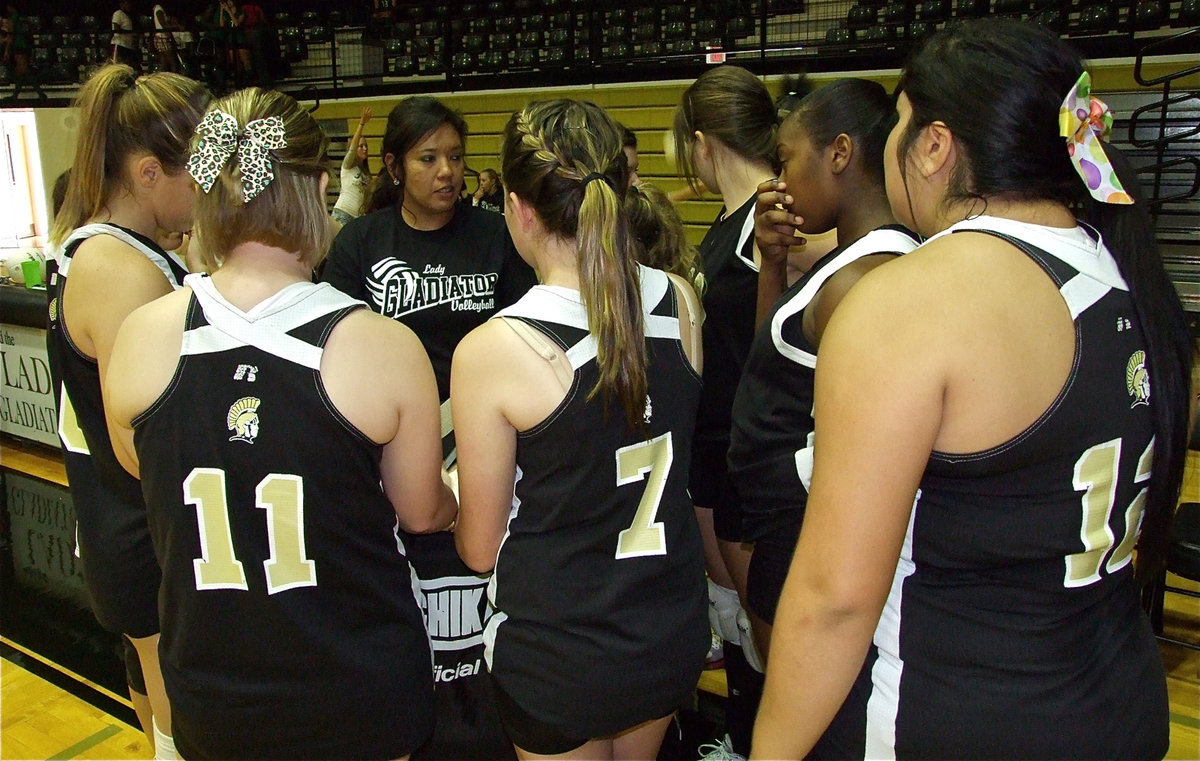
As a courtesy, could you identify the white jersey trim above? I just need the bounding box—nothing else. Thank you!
[495,265,679,371]
[865,491,920,760]
[733,207,759,273]
[926,216,1129,292]
[483,464,523,670]
[182,275,363,369]
[54,223,188,288]
[772,228,920,367]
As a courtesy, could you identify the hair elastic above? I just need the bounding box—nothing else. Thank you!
[582,172,614,191]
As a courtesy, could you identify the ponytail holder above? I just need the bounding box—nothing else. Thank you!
[1058,71,1133,205]
[581,172,614,191]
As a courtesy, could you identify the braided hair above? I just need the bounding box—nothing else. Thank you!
[501,99,648,429]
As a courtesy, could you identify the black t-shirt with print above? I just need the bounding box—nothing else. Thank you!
[322,202,536,400]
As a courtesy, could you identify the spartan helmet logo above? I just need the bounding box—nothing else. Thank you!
[227,397,262,443]
[1125,350,1150,408]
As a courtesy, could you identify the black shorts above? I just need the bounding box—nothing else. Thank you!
[689,437,742,542]
[491,675,589,755]
[122,635,147,694]
[76,495,161,638]
[746,540,794,624]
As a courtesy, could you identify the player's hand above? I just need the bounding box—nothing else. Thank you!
[755,178,804,268]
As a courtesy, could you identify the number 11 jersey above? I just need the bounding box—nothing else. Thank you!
[134,274,435,761]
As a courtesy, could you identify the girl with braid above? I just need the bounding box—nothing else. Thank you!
[452,99,708,760]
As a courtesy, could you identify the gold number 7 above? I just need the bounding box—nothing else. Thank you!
[614,432,673,559]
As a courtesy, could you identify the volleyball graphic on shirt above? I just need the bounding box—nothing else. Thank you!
[366,256,499,318]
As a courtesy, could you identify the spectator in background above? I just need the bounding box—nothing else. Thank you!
[471,168,503,213]
[332,106,372,228]
[620,124,640,187]
[111,0,140,71]
[1,0,43,101]
[240,0,270,87]
[152,3,180,72]
[217,0,249,83]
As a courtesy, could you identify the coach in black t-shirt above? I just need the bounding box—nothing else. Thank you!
[321,96,534,761]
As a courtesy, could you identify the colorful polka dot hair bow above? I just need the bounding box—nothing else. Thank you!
[1058,71,1133,205]
[187,109,287,203]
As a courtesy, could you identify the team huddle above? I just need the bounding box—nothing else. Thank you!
[44,16,1193,761]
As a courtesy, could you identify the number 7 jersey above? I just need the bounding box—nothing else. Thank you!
[483,265,708,741]
[133,274,435,761]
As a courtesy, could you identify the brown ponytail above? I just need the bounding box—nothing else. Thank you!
[50,63,210,246]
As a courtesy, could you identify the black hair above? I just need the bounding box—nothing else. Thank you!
[774,73,814,121]
[368,95,468,211]
[786,78,895,184]
[896,18,1192,582]
[621,124,638,150]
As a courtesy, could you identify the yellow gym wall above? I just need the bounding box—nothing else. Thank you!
[312,57,1198,248]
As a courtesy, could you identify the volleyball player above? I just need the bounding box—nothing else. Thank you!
[104,87,455,760]
[729,79,921,664]
[753,19,1192,759]
[452,98,708,761]
[46,63,210,759]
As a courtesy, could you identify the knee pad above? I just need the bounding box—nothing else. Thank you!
[708,578,741,645]
[736,608,765,674]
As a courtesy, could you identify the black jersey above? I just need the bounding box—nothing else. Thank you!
[45,223,189,638]
[690,197,757,531]
[408,530,515,761]
[728,226,920,552]
[693,195,757,443]
[484,266,708,740]
[133,275,435,760]
[321,201,536,401]
[824,217,1168,759]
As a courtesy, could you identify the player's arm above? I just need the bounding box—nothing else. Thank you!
[751,262,946,759]
[67,237,176,476]
[375,316,457,533]
[451,321,522,573]
[103,291,189,477]
[753,178,804,327]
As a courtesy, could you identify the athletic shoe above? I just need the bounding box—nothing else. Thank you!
[697,734,746,761]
